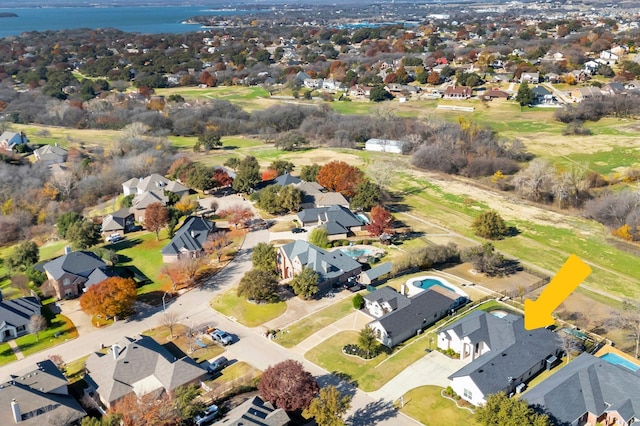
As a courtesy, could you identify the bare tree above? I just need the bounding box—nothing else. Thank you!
[50,171,75,200]
[608,301,640,359]
[204,231,230,263]
[161,311,180,339]
[512,158,555,202]
[368,160,397,189]
[556,330,583,362]
[48,354,66,373]
[30,314,47,342]
[11,274,30,296]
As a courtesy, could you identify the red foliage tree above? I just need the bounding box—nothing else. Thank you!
[218,204,254,229]
[261,168,278,181]
[110,391,175,426]
[145,202,169,240]
[200,70,217,87]
[258,360,319,411]
[212,168,233,188]
[316,161,364,198]
[365,205,394,236]
[80,277,137,320]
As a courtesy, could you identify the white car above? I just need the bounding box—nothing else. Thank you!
[106,233,124,243]
[194,404,219,426]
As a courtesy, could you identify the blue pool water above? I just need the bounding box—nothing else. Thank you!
[339,247,375,258]
[414,278,449,291]
[600,353,640,372]
[356,213,370,224]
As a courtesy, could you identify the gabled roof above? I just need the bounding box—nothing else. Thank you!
[0,360,86,425]
[312,192,350,208]
[363,286,411,310]
[86,335,207,405]
[446,311,560,396]
[360,262,392,282]
[296,205,363,233]
[0,297,41,329]
[132,189,169,209]
[524,353,640,425]
[221,395,291,425]
[373,286,459,339]
[280,240,361,282]
[0,131,27,146]
[33,144,67,162]
[531,86,551,96]
[136,173,189,194]
[273,172,301,186]
[294,181,324,194]
[161,216,214,256]
[43,251,107,281]
[101,207,133,232]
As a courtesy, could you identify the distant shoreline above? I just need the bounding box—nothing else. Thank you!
[0,12,18,18]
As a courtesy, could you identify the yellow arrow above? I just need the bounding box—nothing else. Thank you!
[524,254,592,330]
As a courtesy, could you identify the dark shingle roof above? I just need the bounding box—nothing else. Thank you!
[524,352,640,425]
[361,262,392,282]
[161,216,214,256]
[43,251,107,281]
[0,297,41,329]
[273,172,301,186]
[297,205,363,234]
[280,240,361,283]
[221,395,291,425]
[447,312,560,396]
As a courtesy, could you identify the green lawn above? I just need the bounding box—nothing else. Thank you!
[400,386,477,426]
[562,146,640,175]
[0,343,17,366]
[64,354,90,383]
[305,329,440,392]
[210,287,286,327]
[276,297,355,348]
[15,305,78,357]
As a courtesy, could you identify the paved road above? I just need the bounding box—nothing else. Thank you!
[0,227,419,425]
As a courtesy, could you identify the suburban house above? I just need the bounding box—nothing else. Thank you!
[438,310,562,406]
[364,138,408,154]
[273,172,301,186]
[0,295,41,342]
[599,50,619,65]
[161,216,214,263]
[296,205,364,239]
[0,131,28,150]
[101,207,135,234]
[443,86,473,99]
[41,250,115,299]
[85,335,207,408]
[219,395,290,425]
[571,87,603,103]
[277,240,362,293]
[531,86,554,105]
[122,174,190,222]
[0,360,86,425]
[349,84,372,97]
[523,352,640,426]
[358,262,392,286]
[364,286,464,348]
[520,72,540,84]
[480,89,510,101]
[33,144,68,166]
[601,82,626,96]
[385,83,420,94]
[295,182,350,209]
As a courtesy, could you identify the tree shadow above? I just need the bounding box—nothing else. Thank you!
[506,226,520,237]
[347,399,398,426]
[316,372,358,399]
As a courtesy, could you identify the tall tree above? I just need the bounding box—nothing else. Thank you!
[252,242,277,272]
[67,219,101,249]
[80,277,137,320]
[145,202,169,240]
[303,385,353,426]
[290,267,319,299]
[308,227,330,249]
[237,269,279,303]
[219,204,254,229]
[56,212,83,239]
[365,206,394,237]
[515,81,535,106]
[110,391,174,426]
[472,210,508,240]
[358,326,379,358]
[212,168,233,188]
[203,231,230,263]
[6,240,39,272]
[232,156,261,193]
[475,392,551,426]
[274,131,309,151]
[607,300,640,359]
[270,160,295,175]
[173,384,207,423]
[317,161,364,197]
[258,360,319,411]
[350,180,381,211]
[30,314,47,342]
[300,163,321,182]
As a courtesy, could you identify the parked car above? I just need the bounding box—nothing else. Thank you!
[207,356,229,373]
[291,227,307,233]
[210,329,233,345]
[193,404,219,425]
[106,233,124,243]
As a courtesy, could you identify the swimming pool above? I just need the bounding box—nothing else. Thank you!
[404,275,469,299]
[339,247,376,258]
[415,278,450,291]
[490,310,508,319]
[600,353,640,372]
[355,213,370,224]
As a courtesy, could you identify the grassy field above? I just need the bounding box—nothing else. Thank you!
[210,287,287,327]
[276,297,355,348]
[400,386,477,426]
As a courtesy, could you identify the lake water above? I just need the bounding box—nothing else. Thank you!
[0,6,249,38]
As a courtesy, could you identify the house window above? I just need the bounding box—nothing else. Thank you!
[463,389,473,400]
[16,325,25,333]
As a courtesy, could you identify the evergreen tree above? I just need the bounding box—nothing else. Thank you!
[515,81,535,106]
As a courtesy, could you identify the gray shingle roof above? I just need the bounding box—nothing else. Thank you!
[273,172,301,186]
[43,251,107,281]
[280,240,361,283]
[221,395,291,425]
[373,287,459,340]
[135,173,189,194]
[446,311,560,396]
[0,297,41,329]
[296,205,363,233]
[161,216,214,256]
[361,262,392,282]
[101,207,133,232]
[0,360,86,425]
[86,335,207,405]
[524,352,640,425]
[132,189,168,209]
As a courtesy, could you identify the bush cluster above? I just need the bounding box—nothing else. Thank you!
[342,344,377,359]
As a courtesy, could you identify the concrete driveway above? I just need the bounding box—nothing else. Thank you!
[368,351,466,402]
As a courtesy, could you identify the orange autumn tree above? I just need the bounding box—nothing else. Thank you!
[365,205,394,236]
[316,161,364,198]
[262,168,278,181]
[80,277,137,320]
[145,202,169,240]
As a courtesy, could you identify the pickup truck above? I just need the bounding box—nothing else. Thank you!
[209,329,233,345]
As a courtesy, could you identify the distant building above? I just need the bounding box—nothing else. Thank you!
[0,131,28,150]
[443,86,472,99]
[365,138,408,154]
[33,144,68,166]
[101,207,135,234]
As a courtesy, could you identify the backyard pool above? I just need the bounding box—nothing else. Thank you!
[355,213,370,224]
[599,353,640,372]
[490,310,508,319]
[405,275,469,299]
[337,245,384,260]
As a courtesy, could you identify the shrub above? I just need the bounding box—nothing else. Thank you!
[342,344,377,359]
[352,293,364,309]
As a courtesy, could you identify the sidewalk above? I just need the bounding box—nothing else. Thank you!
[7,340,23,360]
[289,310,371,355]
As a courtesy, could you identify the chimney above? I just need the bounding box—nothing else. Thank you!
[11,399,21,423]
[64,246,72,255]
[112,344,120,360]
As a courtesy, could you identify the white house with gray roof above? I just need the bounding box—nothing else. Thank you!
[161,216,214,263]
[439,310,562,406]
[0,360,86,425]
[122,173,190,222]
[85,335,207,408]
[524,352,640,426]
[277,240,362,293]
[0,296,41,341]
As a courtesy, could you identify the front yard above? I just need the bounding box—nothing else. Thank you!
[15,303,78,357]
[210,287,286,327]
[143,324,224,364]
[400,385,477,426]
